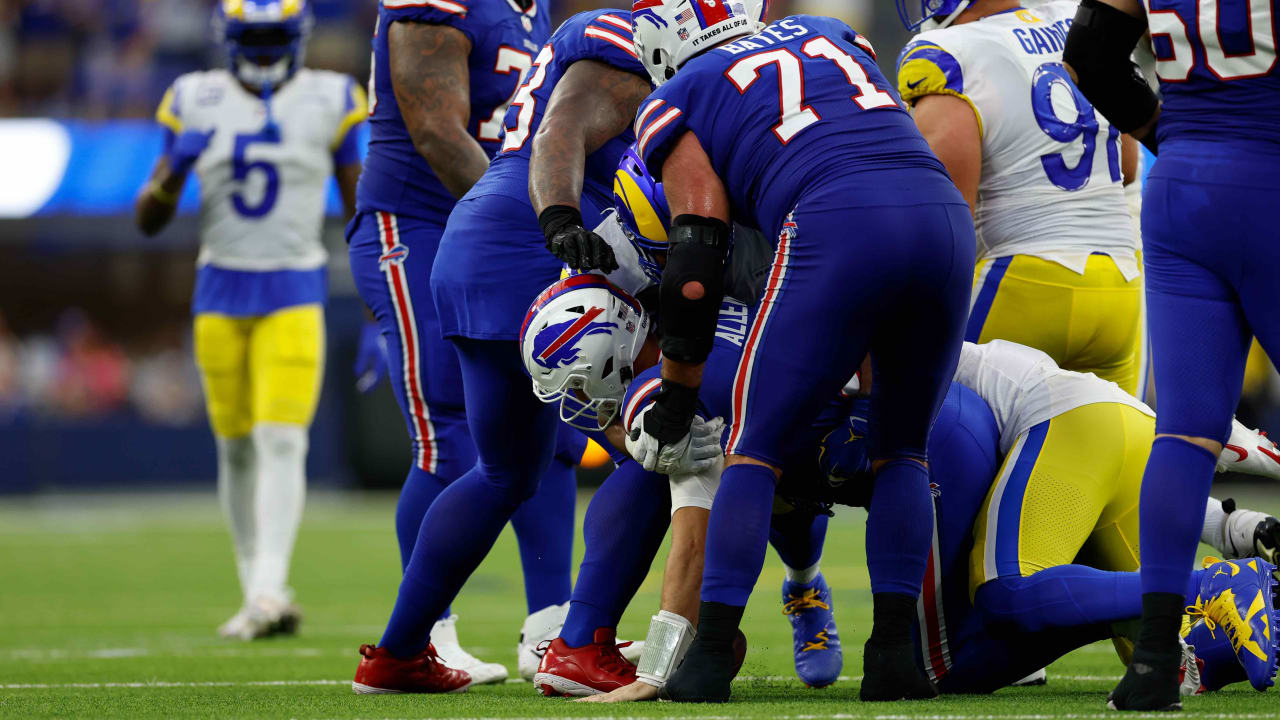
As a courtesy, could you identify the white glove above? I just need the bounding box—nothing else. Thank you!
[626,410,724,475]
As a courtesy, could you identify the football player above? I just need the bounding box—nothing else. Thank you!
[352,7,655,694]
[810,340,1280,696]
[345,0,593,689]
[628,2,975,701]
[895,0,1147,397]
[1062,0,1280,708]
[521,276,841,696]
[135,0,364,641]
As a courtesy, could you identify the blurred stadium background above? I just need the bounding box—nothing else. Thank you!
[0,0,1276,494]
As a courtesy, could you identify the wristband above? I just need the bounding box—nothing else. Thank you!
[538,204,584,241]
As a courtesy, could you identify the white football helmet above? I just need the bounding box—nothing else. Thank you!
[631,0,767,86]
[521,275,651,431]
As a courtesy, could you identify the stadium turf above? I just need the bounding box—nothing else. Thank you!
[2,489,1278,719]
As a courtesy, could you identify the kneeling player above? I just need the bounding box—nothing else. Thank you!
[810,340,1280,695]
[520,277,843,696]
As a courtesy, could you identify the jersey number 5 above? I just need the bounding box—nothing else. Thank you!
[232,129,280,218]
[724,36,896,144]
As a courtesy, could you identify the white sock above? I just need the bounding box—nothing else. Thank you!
[216,434,257,603]
[785,560,821,585]
[1202,497,1227,549]
[248,423,308,603]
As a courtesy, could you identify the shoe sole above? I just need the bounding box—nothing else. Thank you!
[532,672,605,697]
[351,681,471,695]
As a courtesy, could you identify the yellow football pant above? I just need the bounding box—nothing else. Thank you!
[194,304,325,438]
[967,254,1145,397]
[969,402,1152,598]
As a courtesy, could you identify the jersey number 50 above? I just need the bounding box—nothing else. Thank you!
[724,36,897,144]
[1147,0,1276,81]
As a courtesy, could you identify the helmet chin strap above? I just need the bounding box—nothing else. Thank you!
[923,0,972,30]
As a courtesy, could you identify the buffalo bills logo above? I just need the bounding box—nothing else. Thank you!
[379,243,409,271]
[532,306,616,370]
[633,0,668,28]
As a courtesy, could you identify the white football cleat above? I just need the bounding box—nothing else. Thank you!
[431,614,508,685]
[617,639,644,664]
[217,595,302,640]
[1010,668,1047,687]
[518,602,568,681]
[1218,420,1280,480]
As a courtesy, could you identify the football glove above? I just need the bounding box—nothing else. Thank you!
[354,321,389,393]
[539,205,619,272]
[627,411,724,476]
[167,128,215,176]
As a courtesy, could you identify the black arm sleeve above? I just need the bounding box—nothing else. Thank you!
[657,214,731,364]
[1064,0,1160,143]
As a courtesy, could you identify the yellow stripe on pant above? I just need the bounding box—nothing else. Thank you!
[194,304,325,438]
[966,254,1144,396]
[969,402,1152,599]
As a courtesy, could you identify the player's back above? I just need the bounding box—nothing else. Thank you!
[635,15,955,237]
[1147,0,1280,153]
[471,9,646,218]
[358,0,549,222]
[898,3,1134,262]
[168,68,357,271]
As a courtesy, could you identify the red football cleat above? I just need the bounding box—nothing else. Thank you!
[533,627,637,697]
[352,643,472,694]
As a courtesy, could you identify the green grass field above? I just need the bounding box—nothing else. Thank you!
[2,488,1279,719]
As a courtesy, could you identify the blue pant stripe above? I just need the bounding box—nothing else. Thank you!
[994,421,1049,578]
[965,256,1011,343]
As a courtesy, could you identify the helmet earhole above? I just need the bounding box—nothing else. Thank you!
[601,356,615,379]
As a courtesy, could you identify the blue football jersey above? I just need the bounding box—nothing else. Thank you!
[632,15,951,240]
[356,0,551,221]
[1146,0,1280,147]
[471,8,649,218]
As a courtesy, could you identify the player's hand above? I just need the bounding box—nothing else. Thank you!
[575,679,660,702]
[168,128,215,176]
[548,225,619,273]
[539,204,619,272]
[354,321,389,393]
[627,412,721,475]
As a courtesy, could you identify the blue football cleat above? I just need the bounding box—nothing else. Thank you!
[1188,557,1280,691]
[1183,618,1247,692]
[782,572,843,688]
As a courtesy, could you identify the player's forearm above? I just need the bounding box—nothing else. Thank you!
[661,358,705,389]
[135,163,187,236]
[529,61,651,214]
[661,506,709,625]
[388,20,485,199]
[335,163,362,220]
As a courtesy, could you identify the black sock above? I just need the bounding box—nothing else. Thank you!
[1136,592,1184,658]
[695,601,745,648]
[867,592,916,646]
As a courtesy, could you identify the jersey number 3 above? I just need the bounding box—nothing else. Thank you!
[724,36,896,144]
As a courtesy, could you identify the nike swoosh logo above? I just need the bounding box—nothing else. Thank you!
[907,78,925,89]
[1226,444,1248,462]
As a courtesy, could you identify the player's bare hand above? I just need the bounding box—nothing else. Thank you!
[575,680,659,703]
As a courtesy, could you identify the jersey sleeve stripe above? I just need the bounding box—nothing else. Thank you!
[382,0,466,15]
[584,26,639,58]
[624,377,664,430]
[331,80,370,150]
[637,106,682,159]
[155,87,183,133]
[595,13,632,31]
[634,99,665,137]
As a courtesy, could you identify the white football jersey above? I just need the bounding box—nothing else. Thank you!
[560,210,656,298]
[157,68,364,272]
[898,2,1139,279]
[954,340,1152,454]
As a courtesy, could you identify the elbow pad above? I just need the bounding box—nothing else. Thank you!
[658,215,731,364]
[1064,0,1159,134]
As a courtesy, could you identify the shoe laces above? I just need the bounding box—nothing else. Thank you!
[1186,590,1262,660]
[596,641,636,677]
[803,629,832,652]
[783,587,830,615]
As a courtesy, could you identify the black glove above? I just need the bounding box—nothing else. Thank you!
[539,205,619,273]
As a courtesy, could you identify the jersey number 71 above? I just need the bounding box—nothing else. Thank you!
[724,36,897,144]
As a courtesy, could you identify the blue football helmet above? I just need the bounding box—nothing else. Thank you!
[896,0,973,31]
[613,145,671,284]
[217,0,313,91]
